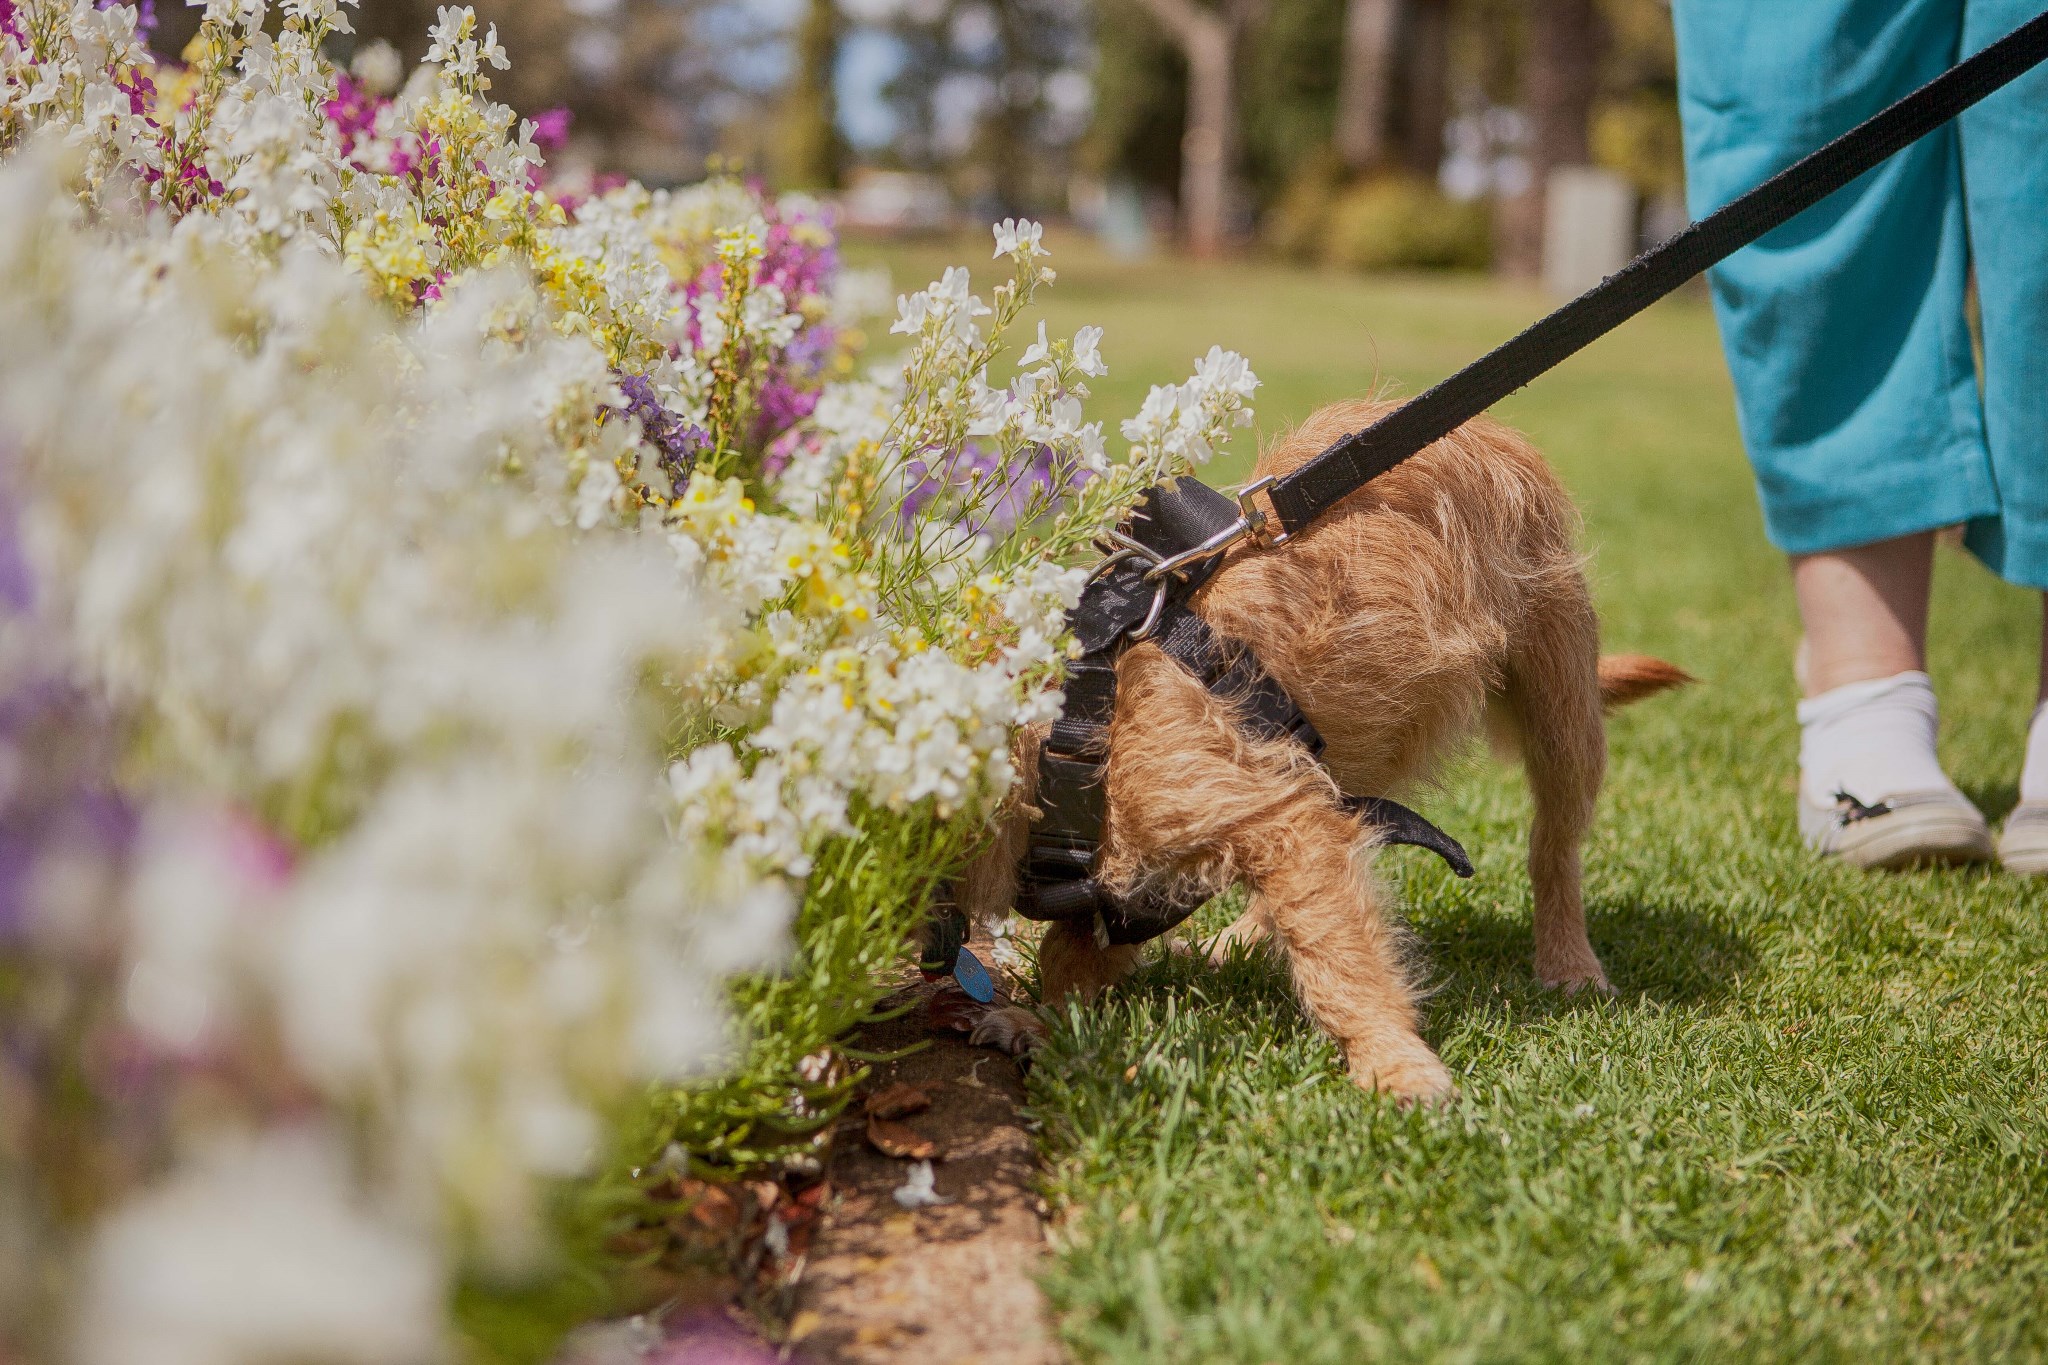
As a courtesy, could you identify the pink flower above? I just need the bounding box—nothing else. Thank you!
[530,107,571,151]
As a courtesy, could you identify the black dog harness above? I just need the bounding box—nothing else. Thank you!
[994,11,2048,953]
[1014,479,1471,947]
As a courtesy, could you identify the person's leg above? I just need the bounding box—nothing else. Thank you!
[1792,532,1933,696]
[1956,1,2048,870]
[1959,0,2048,591]
[1673,0,1995,865]
[2007,599,2048,870]
[1673,0,1997,558]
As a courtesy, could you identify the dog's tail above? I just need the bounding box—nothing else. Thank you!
[1597,654,1693,710]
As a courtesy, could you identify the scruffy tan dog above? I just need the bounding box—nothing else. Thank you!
[959,398,1688,1104]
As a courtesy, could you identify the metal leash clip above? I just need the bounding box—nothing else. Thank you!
[1136,474,1291,591]
[1236,475,1291,547]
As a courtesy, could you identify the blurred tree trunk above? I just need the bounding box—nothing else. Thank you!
[1333,0,1399,173]
[1399,0,1450,179]
[776,0,845,190]
[1496,0,1604,277]
[1132,0,1265,256]
[985,0,1034,213]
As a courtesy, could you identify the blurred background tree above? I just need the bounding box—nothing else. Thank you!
[778,0,850,189]
[857,0,1093,217]
[146,0,1683,273]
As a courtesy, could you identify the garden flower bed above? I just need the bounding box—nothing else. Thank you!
[0,1,1260,1356]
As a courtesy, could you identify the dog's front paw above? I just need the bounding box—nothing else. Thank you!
[1536,950,1615,997]
[1348,1046,1457,1108]
[970,1004,1049,1055]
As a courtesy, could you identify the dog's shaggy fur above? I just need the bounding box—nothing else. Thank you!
[960,399,1688,1103]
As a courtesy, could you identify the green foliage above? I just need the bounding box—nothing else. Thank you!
[1594,0,1684,199]
[645,803,975,1174]
[1083,0,1186,195]
[1594,90,1686,200]
[1088,0,1345,211]
[1238,0,1346,209]
[1317,174,1492,272]
[1260,159,1338,263]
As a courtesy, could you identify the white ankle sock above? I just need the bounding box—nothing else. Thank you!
[1796,671,1957,808]
[2020,703,2048,804]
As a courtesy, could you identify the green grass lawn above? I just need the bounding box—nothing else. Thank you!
[852,233,2048,1362]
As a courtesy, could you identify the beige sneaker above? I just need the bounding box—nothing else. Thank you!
[1997,802,2048,875]
[1798,789,1994,870]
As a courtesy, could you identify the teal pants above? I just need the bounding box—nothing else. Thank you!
[1673,0,2048,587]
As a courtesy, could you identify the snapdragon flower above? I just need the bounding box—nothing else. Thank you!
[1,13,1272,1357]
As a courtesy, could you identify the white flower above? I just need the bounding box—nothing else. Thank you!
[424,6,472,66]
[75,1132,444,1365]
[1072,324,1107,378]
[992,217,1045,262]
[892,1159,952,1209]
[351,39,403,92]
[1020,319,1051,368]
[1195,343,1259,399]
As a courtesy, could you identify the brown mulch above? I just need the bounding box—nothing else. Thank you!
[788,955,1063,1365]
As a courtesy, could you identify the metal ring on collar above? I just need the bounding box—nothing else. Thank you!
[1087,544,1152,582]
[1102,529,1164,568]
[1127,576,1172,642]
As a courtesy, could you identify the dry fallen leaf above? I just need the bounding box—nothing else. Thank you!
[785,1310,823,1344]
[683,1182,742,1234]
[864,1081,933,1120]
[865,1115,938,1160]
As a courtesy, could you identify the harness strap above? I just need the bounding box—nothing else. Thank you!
[1259,7,2048,536]
[1020,508,1471,947]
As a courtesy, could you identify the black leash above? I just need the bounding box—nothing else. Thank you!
[1257,7,2048,537]
[1003,10,2048,951]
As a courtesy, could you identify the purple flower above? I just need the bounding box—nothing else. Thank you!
[898,440,1091,536]
[617,373,713,484]
[321,73,384,161]
[0,679,136,948]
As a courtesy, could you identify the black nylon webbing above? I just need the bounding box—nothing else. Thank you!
[1264,7,2048,535]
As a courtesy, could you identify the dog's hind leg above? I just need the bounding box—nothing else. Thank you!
[1501,588,1613,994]
[1204,896,1274,965]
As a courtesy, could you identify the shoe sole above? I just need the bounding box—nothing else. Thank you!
[1998,831,2048,875]
[1830,810,1995,871]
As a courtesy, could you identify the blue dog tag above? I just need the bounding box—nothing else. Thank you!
[953,946,995,1003]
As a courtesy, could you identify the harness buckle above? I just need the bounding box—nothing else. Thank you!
[1128,576,1172,641]
[1236,476,1291,548]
